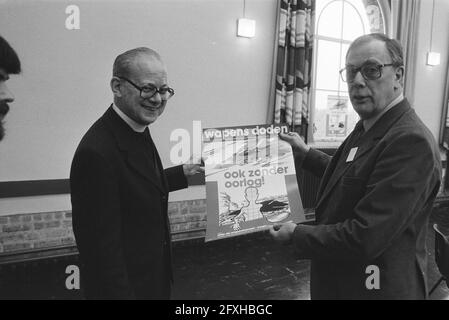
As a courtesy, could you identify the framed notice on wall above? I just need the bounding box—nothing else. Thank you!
[325,95,349,137]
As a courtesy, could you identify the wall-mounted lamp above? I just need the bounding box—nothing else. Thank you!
[237,0,255,38]
[427,0,440,66]
[427,52,441,66]
[237,18,256,38]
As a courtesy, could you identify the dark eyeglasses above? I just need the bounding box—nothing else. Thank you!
[117,76,175,100]
[339,62,396,82]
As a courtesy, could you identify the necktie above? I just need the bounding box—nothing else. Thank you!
[349,120,365,147]
[318,120,366,200]
[332,120,365,172]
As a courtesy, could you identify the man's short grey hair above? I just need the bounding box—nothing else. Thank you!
[113,47,162,78]
[347,33,404,67]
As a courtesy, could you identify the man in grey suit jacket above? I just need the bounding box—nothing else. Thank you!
[271,33,441,299]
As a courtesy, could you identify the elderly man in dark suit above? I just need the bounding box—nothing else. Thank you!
[0,35,21,142]
[271,33,442,299]
[70,47,202,299]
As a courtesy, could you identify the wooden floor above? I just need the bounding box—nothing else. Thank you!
[172,232,311,300]
[0,215,448,300]
[171,220,449,300]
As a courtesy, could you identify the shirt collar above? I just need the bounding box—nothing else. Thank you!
[112,103,147,133]
[363,93,404,132]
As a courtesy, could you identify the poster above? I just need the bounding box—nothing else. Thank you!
[203,124,307,242]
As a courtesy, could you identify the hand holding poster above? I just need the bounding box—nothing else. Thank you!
[203,124,309,241]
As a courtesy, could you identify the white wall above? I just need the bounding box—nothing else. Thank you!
[0,0,277,215]
[413,0,449,152]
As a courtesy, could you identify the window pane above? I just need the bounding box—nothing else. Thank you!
[317,0,343,38]
[313,90,359,143]
[340,43,350,68]
[342,1,365,41]
[342,0,373,41]
[315,39,343,91]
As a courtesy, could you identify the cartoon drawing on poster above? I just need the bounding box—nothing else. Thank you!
[230,186,291,231]
[203,124,309,241]
[230,187,264,231]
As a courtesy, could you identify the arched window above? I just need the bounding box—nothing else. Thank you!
[311,0,387,146]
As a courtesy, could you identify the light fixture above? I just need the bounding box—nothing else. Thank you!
[427,52,441,66]
[237,0,255,38]
[427,0,440,66]
[237,19,256,38]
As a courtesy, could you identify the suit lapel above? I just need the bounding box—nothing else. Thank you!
[316,132,358,209]
[316,140,348,199]
[353,98,411,162]
[102,106,166,193]
[315,99,411,210]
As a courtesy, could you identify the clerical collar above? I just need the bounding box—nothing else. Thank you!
[112,103,147,133]
[363,93,404,132]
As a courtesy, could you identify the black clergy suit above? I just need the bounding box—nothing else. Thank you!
[293,99,442,299]
[70,106,187,299]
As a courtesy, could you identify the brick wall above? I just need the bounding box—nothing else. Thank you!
[0,211,74,254]
[168,199,207,241]
[0,199,207,255]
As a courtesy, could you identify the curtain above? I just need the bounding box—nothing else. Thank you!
[268,0,315,140]
[390,0,421,106]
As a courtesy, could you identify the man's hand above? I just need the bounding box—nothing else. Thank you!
[279,132,310,160]
[182,163,204,177]
[269,222,297,244]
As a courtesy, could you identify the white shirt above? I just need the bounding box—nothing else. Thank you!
[112,103,147,133]
[363,93,404,132]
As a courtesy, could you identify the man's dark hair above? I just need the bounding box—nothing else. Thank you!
[347,33,404,67]
[0,35,21,74]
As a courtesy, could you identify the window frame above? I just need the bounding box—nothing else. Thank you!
[308,0,388,148]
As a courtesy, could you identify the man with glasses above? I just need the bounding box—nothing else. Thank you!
[271,34,441,299]
[70,47,202,299]
[0,35,21,142]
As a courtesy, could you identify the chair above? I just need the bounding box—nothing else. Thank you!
[429,223,449,296]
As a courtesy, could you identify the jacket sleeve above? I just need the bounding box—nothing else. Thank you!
[292,132,441,261]
[301,148,331,178]
[164,165,188,192]
[70,148,135,299]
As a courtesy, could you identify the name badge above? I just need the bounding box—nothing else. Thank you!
[346,147,358,162]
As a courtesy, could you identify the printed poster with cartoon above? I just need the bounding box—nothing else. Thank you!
[203,124,307,241]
